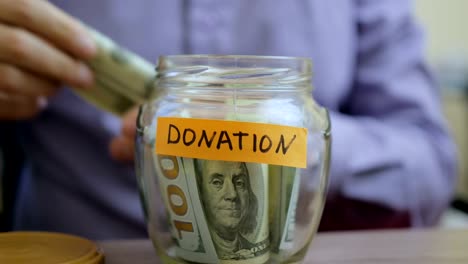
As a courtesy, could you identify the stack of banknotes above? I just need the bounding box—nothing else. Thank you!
[73,29,157,116]
[154,155,301,263]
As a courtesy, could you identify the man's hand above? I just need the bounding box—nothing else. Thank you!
[0,0,96,120]
[109,107,138,163]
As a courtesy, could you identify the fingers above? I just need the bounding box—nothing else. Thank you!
[122,107,139,139]
[0,63,59,120]
[0,0,96,98]
[0,1,97,120]
[0,24,94,88]
[0,93,47,120]
[0,0,96,59]
[0,63,59,97]
[109,136,135,163]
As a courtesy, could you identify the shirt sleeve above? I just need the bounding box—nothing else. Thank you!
[327,0,458,226]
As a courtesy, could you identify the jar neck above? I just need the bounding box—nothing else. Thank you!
[155,55,313,92]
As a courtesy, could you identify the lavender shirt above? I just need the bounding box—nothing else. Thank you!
[13,0,457,239]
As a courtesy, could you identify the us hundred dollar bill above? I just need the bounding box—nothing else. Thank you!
[191,159,270,264]
[154,155,219,264]
[73,29,157,116]
[155,156,270,263]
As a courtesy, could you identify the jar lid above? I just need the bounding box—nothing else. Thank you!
[0,231,104,264]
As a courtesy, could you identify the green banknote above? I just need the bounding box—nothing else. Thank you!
[269,165,300,257]
[73,29,157,116]
[155,155,270,263]
[154,155,218,263]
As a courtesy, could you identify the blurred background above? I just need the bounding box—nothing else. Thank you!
[0,0,467,230]
[416,0,468,228]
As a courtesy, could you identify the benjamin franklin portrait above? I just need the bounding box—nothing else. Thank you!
[194,159,259,260]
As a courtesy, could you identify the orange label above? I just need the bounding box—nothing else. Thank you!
[155,117,307,168]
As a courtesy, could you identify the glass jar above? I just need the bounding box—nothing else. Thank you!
[135,55,331,264]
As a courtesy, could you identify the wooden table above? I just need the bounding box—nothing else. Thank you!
[99,229,468,263]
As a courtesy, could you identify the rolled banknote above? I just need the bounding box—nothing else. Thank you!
[73,29,157,116]
[268,165,300,257]
[154,155,270,263]
[192,160,270,263]
[154,155,218,264]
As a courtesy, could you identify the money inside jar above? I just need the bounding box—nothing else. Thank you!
[153,116,310,263]
[134,55,331,263]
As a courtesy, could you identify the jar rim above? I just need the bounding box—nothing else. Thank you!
[156,55,313,89]
[158,54,312,63]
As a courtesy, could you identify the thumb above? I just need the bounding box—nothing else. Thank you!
[122,106,139,139]
[109,106,139,162]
